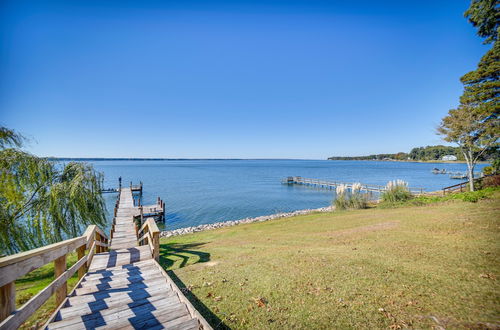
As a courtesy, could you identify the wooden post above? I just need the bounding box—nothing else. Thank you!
[153,230,160,261]
[0,282,15,322]
[140,206,144,226]
[77,245,86,279]
[54,255,67,306]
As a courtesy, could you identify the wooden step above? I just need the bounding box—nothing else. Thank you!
[79,269,164,288]
[66,283,170,306]
[84,260,156,280]
[74,274,166,296]
[88,247,152,271]
[48,297,189,329]
[58,290,177,321]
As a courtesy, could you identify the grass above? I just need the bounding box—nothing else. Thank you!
[15,253,80,329]
[160,193,500,329]
[379,187,500,208]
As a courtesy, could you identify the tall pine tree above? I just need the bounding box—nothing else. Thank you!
[438,0,499,191]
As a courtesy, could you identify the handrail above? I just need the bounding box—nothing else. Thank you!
[0,225,109,328]
[137,218,160,261]
[442,174,492,195]
[285,177,425,194]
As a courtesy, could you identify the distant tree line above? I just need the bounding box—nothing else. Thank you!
[328,145,498,161]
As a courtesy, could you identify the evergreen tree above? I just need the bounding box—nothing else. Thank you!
[438,1,499,191]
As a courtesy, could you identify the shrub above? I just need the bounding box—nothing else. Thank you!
[350,183,368,209]
[334,183,368,210]
[334,184,349,210]
[481,175,500,188]
[482,166,493,175]
[492,158,500,174]
[381,179,412,203]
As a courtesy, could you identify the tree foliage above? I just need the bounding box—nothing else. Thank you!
[438,0,500,191]
[464,0,499,44]
[0,127,106,254]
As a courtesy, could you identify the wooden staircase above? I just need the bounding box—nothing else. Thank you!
[0,186,211,330]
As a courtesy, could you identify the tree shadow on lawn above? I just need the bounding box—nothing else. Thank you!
[159,242,211,269]
[159,242,230,329]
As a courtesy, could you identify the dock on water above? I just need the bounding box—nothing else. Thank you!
[283,176,425,194]
[0,183,211,330]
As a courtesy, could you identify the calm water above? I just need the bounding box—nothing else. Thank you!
[90,160,486,231]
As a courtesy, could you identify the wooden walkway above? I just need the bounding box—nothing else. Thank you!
[283,176,425,194]
[110,188,138,250]
[45,187,211,330]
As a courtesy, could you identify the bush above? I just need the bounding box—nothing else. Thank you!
[379,187,500,208]
[492,158,500,174]
[481,175,500,188]
[482,166,493,175]
[334,183,368,210]
[381,180,413,203]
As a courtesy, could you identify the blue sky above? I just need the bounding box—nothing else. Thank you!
[0,0,489,159]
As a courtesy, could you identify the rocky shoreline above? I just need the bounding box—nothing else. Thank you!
[160,205,335,238]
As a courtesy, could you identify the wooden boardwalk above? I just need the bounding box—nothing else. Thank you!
[283,176,425,194]
[44,187,211,329]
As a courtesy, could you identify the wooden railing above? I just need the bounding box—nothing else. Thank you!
[137,218,160,261]
[285,177,426,194]
[442,174,492,195]
[111,188,121,240]
[0,225,109,329]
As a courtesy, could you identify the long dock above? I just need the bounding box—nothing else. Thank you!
[0,185,211,330]
[284,176,425,194]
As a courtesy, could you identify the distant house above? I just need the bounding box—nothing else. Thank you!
[442,155,457,161]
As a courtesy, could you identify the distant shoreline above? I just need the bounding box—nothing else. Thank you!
[327,159,490,164]
[47,157,489,164]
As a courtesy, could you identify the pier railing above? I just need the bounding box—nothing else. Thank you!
[284,177,425,194]
[0,225,109,329]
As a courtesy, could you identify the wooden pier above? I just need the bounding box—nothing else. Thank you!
[0,184,211,330]
[283,176,425,194]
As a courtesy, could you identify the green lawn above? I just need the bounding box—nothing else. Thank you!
[160,195,500,329]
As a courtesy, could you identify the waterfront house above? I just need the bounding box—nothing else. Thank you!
[442,155,457,161]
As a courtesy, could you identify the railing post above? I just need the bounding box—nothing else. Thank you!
[54,254,67,306]
[140,206,144,226]
[0,282,15,323]
[153,230,160,261]
[77,245,86,279]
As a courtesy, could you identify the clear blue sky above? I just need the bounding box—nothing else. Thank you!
[0,0,489,159]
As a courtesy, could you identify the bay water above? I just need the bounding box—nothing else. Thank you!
[90,159,487,231]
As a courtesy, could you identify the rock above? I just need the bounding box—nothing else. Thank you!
[161,205,334,238]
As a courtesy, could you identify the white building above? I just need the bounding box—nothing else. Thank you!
[442,155,457,161]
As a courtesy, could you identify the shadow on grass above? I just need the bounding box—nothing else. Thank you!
[159,242,230,329]
[159,242,211,269]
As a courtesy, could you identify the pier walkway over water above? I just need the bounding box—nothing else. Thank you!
[0,186,211,330]
[284,176,426,194]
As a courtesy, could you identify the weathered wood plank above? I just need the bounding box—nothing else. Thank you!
[0,236,86,288]
[60,291,177,320]
[66,284,170,306]
[0,282,15,323]
[48,296,187,329]
[74,275,166,296]
[54,255,67,306]
[0,255,87,329]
